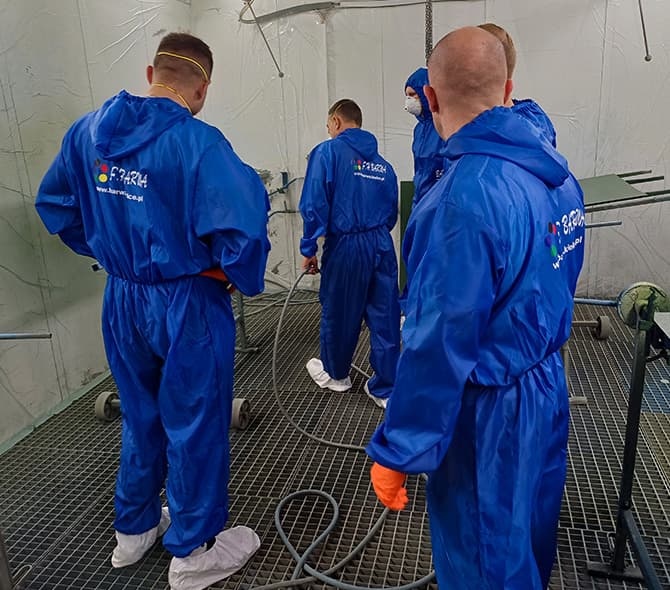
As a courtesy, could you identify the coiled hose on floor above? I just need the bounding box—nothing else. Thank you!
[251,271,435,590]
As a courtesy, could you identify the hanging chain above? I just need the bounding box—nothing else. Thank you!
[425,0,433,64]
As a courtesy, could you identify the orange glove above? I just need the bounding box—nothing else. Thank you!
[370,462,408,511]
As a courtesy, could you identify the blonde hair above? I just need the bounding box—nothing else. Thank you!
[477,23,516,77]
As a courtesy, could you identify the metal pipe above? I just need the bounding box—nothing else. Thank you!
[240,1,337,24]
[585,221,622,229]
[561,344,571,382]
[585,192,670,214]
[617,170,652,178]
[0,332,52,341]
[611,328,649,570]
[239,0,473,25]
[622,511,663,589]
[243,0,285,78]
[269,209,298,218]
[627,175,664,185]
[574,297,616,307]
[638,0,652,62]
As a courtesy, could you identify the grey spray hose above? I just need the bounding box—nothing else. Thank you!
[271,270,369,451]
[256,270,435,590]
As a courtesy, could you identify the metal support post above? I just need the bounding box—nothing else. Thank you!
[562,343,587,405]
[587,309,664,589]
[0,529,14,590]
[234,291,260,354]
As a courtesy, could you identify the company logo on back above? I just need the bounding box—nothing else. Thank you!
[351,159,387,181]
[94,159,148,203]
[94,160,148,188]
[545,208,584,269]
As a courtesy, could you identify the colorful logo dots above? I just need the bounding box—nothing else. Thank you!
[96,161,109,183]
[545,221,559,258]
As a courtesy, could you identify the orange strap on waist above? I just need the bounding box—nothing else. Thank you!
[200,268,235,293]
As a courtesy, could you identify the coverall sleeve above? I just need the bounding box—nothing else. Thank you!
[299,147,331,258]
[193,139,271,297]
[366,198,507,474]
[35,149,94,258]
[386,170,399,231]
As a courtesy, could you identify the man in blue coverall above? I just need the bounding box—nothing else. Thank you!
[299,99,400,409]
[35,33,270,590]
[404,67,445,206]
[367,27,585,589]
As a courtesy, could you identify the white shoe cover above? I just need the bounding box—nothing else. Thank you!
[364,379,388,409]
[157,506,171,536]
[306,358,352,392]
[168,526,261,590]
[111,506,171,568]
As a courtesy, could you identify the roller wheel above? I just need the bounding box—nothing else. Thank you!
[95,391,121,422]
[592,316,612,340]
[231,398,251,431]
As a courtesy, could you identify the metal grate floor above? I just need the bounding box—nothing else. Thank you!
[1,297,669,589]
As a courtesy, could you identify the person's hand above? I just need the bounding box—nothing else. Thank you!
[303,256,319,274]
[370,462,408,511]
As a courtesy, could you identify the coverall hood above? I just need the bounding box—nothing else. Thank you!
[91,90,191,159]
[405,67,431,122]
[336,127,379,160]
[444,106,568,188]
[512,98,558,148]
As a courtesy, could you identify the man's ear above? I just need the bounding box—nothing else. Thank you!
[146,65,154,85]
[195,80,209,101]
[424,84,439,114]
[504,79,514,105]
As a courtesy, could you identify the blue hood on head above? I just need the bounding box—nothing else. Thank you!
[91,90,191,159]
[512,98,557,148]
[405,68,431,122]
[336,128,379,159]
[444,107,569,188]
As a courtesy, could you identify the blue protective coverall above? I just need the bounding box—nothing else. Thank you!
[512,98,557,147]
[35,91,270,557]
[405,68,444,205]
[399,98,556,316]
[367,106,585,589]
[300,128,400,399]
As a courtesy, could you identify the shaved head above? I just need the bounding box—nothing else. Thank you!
[478,23,516,77]
[425,27,510,139]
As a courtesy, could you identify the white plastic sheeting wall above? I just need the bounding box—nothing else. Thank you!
[196,0,670,294]
[1,0,668,447]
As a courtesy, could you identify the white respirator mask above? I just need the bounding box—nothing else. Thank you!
[404,96,422,116]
